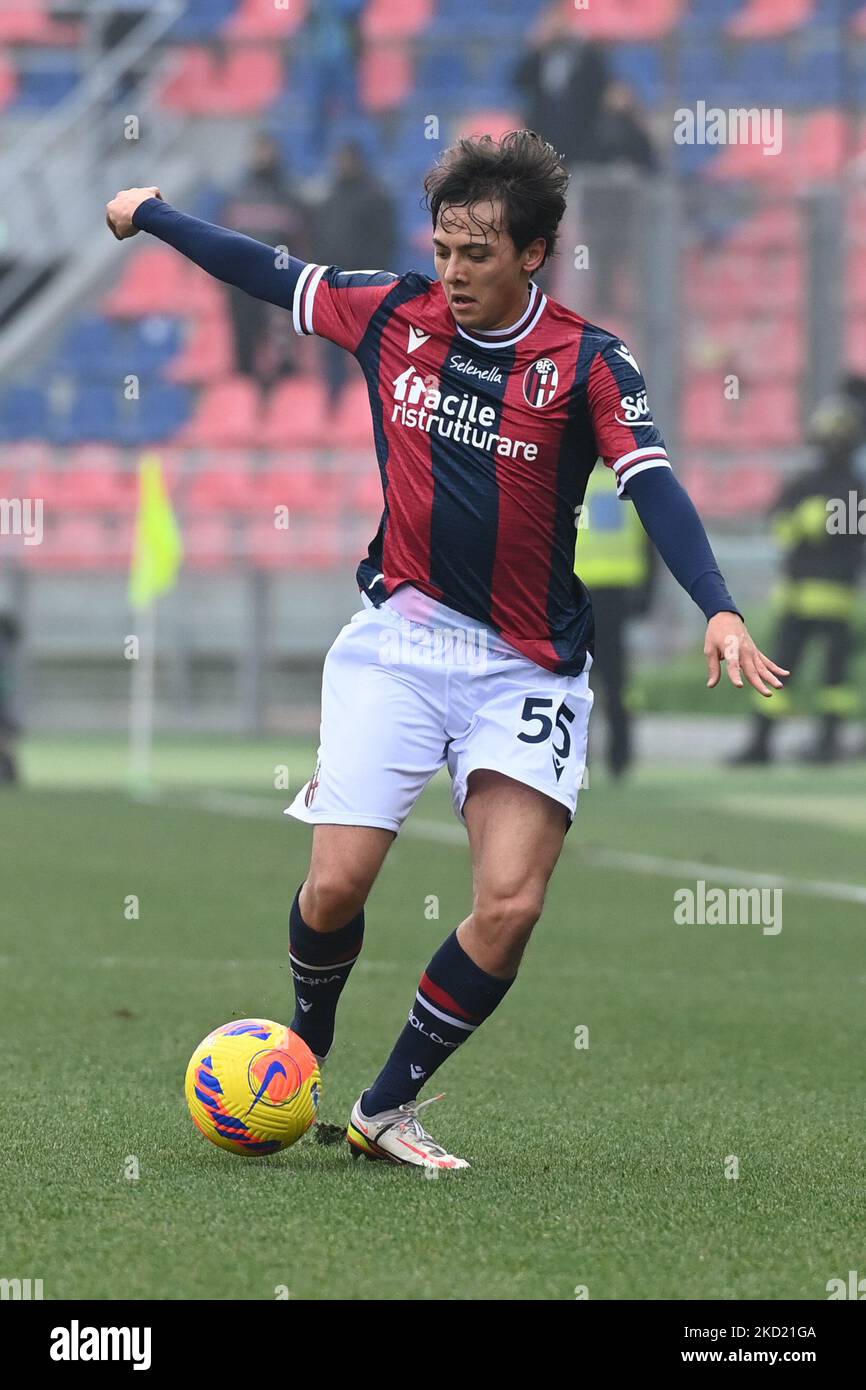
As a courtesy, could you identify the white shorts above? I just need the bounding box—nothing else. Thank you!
[286,585,593,834]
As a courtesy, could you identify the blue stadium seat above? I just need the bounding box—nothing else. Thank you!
[167,0,239,41]
[117,385,192,445]
[0,386,47,440]
[11,65,79,110]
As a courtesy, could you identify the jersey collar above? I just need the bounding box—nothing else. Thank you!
[451,281,547,350]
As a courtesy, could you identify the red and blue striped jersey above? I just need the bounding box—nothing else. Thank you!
[293,263,671,674]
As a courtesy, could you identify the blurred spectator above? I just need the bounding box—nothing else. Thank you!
[301,0,365,160]
[314,141,397,407]
[576,465,656,778]
[0,611,21,786]
[730,396,866,765]
[223,134,313,391]
[586,82,659,313]
[513,2,609,167]
[591,81,658,173]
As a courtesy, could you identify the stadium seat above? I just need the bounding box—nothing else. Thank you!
[329,379,375,449]
[168,0,239,42]
[158,46,219,114]
[0,50,18,109]
[259,378,330,448]
[204,46,284,115]
[59,468,138,514]
[103,248,190,317]
[725,204,804,253]
[347,470,384,516]
[455,110,526,143]
[0,385,48,440]
[244,516,342,569]
[178,377,262,448]
[185,460,258,513]
[249,469,343,516]
[0,2,81,44]
[362,0,434,40]
[10,64,79,110]
[564,0,684,40]
[23,516,113,571]
[359,43,413,112]
[182,515,236,571]
[226,0,308,39]
[166,310,235,384]
[728,0,815,37]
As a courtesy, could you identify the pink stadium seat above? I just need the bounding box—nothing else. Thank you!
[708,112,849,187]
[565,0,683,40]
[682,379,730,448]
[204,47,284,115]
[0,2,81,44]
[244,517,342,569]
[259,377,330,447]
[66,444,121,472]
[362,0,434,40]
[695,313,805,378]
[845,314,866,371]
[61,468,138,513]
[23,516,112,570]
[159,46,219,114]
[359,43,413,112]
[728,0,814,38]
[1,441,52,473]
[185,461,258,513]
[456,111,526,143]
[725,205,803,253]
[250,469,343,516]
[182,515,235,570]
[178,377,262,447]
[103,248,190,317]
[226,0,308,39]
[347,470,383,515]
[0,50,17,109]
[854,5,866,36]
[167,310,235,383]
[330,379,375,449]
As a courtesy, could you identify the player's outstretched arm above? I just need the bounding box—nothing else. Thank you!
[105,187,306,310]
[625,467,790,697]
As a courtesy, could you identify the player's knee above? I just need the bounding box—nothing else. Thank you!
[301,869,369,931]
[473,887,544,945]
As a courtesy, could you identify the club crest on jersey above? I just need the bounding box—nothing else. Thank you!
[523,357,559,408]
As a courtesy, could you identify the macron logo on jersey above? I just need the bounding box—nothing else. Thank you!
[614,343,640,373]
[408,324,430,353]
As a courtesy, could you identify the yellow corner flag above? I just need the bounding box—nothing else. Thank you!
[129,453,183,609]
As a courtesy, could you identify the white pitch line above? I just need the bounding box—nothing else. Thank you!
[184,794,866,909]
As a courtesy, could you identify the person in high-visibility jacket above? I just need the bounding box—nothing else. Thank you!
[575,462,654,776]
[730,395,865,764]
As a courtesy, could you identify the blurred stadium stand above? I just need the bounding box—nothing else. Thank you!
[1,0,865,731]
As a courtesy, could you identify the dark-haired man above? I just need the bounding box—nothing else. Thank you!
[107,132,786,1170]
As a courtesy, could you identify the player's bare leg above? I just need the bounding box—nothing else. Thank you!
[347,769,568,1167]
[458,768,568,976]
[289,824,394,1064]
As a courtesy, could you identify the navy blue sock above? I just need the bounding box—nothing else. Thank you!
[362,929,515,1115]
[289,886,364,1059]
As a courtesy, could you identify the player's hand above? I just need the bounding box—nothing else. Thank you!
[105,186,163,240]
[704,612,789,697]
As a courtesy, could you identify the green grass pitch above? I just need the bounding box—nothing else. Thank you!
[1,737,864,1300]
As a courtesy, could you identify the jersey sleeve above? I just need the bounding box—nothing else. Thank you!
[292,264,400,351]
[587,339,671,497]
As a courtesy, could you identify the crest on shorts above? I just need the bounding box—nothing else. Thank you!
[523,357,559,408]
[304,759,321,808]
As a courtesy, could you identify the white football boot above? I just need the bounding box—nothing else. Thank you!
[346,1092,470,1169]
